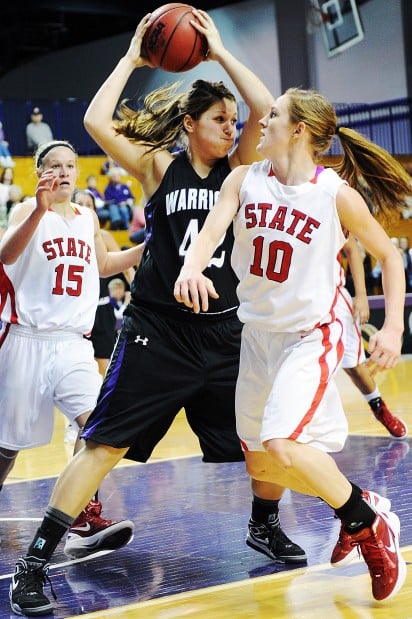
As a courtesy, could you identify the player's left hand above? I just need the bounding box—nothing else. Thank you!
[366,327,403,375]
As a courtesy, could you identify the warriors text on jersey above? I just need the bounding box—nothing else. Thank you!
[130,151,239,319]
[0,202,99,333]
[232,161,347,332]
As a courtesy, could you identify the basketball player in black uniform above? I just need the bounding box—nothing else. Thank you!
[10,10,305,616]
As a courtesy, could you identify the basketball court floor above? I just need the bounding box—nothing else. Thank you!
[1,357,411,618]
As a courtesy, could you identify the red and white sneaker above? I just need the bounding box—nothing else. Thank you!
[64,500,134,559]
[353,510,406,601]
[369,397,408,439]
[331,490,391,567]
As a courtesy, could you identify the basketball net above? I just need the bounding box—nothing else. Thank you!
[307,0,331,33]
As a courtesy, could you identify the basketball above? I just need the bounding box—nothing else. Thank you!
[142,3,208,72]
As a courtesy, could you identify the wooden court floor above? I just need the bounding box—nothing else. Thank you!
[1,357,411,619]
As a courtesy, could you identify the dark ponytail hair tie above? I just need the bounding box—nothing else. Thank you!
[335,125,341,135]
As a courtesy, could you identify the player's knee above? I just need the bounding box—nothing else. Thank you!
[86,441,129,472]
[0,447,19,484]
[245,452,274,482]
[0,447,18,459]
[263,438,293,469]
[343,366,357,379]
[74,411,91,431]
[245,459,268,481]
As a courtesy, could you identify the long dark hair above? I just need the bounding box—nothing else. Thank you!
[115,79,236,152]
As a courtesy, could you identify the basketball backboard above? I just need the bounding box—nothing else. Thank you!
[310,0,364,57]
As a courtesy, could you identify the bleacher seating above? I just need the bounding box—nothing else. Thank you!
[1,97,411,157]
[12,156,143,205]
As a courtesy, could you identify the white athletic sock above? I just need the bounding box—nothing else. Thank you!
[364,388,380,403]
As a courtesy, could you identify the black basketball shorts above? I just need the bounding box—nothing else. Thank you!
[82,305,245,463]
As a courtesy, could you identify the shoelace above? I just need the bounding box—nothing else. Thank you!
[359,536,387,577]
[17,563,57,602]
[334,524,362,560]
[270,527,294,549]
[266,518,295,551]
[84,501,103,517]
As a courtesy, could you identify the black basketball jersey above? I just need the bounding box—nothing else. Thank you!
[129,151,239,320]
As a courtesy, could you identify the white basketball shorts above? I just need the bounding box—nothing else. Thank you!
[0,325,102,450]
[336,286,366,369]
[236,321,348,453]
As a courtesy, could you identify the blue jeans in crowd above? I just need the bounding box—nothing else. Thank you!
[108,203,130,230]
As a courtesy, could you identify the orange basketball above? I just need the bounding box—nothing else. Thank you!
[142,3,208,72]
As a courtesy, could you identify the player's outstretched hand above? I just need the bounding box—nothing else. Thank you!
[174,269,219,313]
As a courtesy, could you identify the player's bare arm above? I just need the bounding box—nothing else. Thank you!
[0,170,59,264]
[342,234,369,323]
[174,166,246,312]
[337,184,404,371]
[89,205,142,276]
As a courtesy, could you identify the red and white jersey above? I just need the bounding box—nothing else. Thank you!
[0,201,99,334]
[232,161,347,332]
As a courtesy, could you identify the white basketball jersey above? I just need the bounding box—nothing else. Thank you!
[232,161,347,332]
[0,202,99,333]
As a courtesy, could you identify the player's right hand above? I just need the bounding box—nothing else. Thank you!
[35,169,60,212]
[126,14,155,68]
[174,269,219,313]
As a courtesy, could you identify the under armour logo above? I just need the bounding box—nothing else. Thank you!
[134,335,149,345]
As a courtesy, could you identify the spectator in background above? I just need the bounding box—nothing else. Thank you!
[129,198,146,245]
[86,173,110,226]
[6,184,24,216]
[344,238,375,297]
[399,235,412,292]
[86,174,105,208]
[0,121,16,168]
[103,168,134,230]
[107,278,130,333]
[25,106,53,154]
[0,167,14,228]
[370,237,401,294]
[0,166,14,205]
[400,163,412,219]
[100,155,126,177]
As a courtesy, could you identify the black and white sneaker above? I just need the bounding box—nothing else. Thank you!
[9,556,55,616]
[246,514,307,563]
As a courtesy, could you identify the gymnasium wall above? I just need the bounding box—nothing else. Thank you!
[0,0,407,105]
[309,0,408,103]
